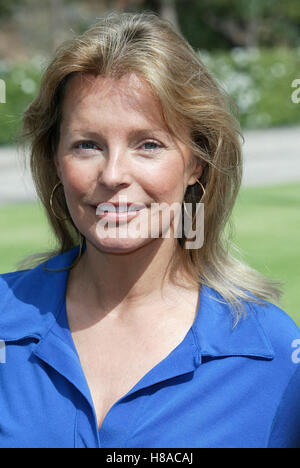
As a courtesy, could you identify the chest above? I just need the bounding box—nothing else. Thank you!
[0,344,277,448]
[70,312,195,432]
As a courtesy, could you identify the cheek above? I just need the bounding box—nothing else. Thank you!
[142,159,186,201]
[60,159,97,197]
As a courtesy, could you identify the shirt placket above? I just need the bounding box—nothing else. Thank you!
[32,328,101,447]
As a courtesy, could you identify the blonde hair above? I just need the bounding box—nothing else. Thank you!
[22,11,283,324]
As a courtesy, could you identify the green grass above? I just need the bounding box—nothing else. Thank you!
[0,202,55,272]
[231,182,300,326]
[0,182,299,326]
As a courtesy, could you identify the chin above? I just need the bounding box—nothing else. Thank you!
[90,234,153,255]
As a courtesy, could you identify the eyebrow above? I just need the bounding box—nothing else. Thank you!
[65,127,172,142]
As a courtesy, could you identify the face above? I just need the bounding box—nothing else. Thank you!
[55,72,204,253]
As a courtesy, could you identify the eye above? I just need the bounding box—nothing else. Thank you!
[140,140,163,151]
[75,141,99,151]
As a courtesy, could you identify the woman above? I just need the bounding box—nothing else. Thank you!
[0,12,299,449]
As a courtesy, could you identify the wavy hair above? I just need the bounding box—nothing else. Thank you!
[22,11,283,324]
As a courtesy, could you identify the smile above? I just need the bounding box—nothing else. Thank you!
[95,203,147,223]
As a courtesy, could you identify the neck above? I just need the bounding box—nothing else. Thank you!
[67,237,192,321]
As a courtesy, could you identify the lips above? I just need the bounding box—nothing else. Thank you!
[94,202,148,224]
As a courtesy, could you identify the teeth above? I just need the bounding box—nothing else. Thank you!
[116,205,130,212]
[130,205,144,211]
[96,203,143,214]
[98,203,115,212]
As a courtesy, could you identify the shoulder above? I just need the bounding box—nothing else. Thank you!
[267,361,300,448]
[254,299,300,448]
[0,246,80,296]
[0,267,44,305]
[0,247,79,341]
[0,268,39,289]
[0,262,56,306]
[200,285,300,355]
[0,266,54,341]
[246,298,300,362]
[194,285,299,365]
[205,289,300,447]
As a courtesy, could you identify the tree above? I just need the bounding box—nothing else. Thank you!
[109,0,180,30]
[0,0,23,21]
[176,0,300,49]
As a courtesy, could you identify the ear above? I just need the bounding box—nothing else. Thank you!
[187,157,207,187]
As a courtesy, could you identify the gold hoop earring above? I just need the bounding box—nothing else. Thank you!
[195,179,206,202]
[183,179,206,219]
[50,182,70,221]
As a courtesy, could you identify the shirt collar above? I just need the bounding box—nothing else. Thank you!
[191,286,274,359]
[0,246,274,360]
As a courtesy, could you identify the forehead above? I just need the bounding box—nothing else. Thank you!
[61,72,167,130]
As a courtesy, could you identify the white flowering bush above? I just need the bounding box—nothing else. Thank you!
[0,57,42,145]
[199,47,300,129]
[0,49,299,145]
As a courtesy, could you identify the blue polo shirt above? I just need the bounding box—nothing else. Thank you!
[0,246,300,448]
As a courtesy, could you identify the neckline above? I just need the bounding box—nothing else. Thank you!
[58,286,202,433]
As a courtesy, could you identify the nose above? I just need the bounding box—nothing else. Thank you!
[98,145,131,190]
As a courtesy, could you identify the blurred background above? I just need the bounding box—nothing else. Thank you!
[0,0,299,324]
